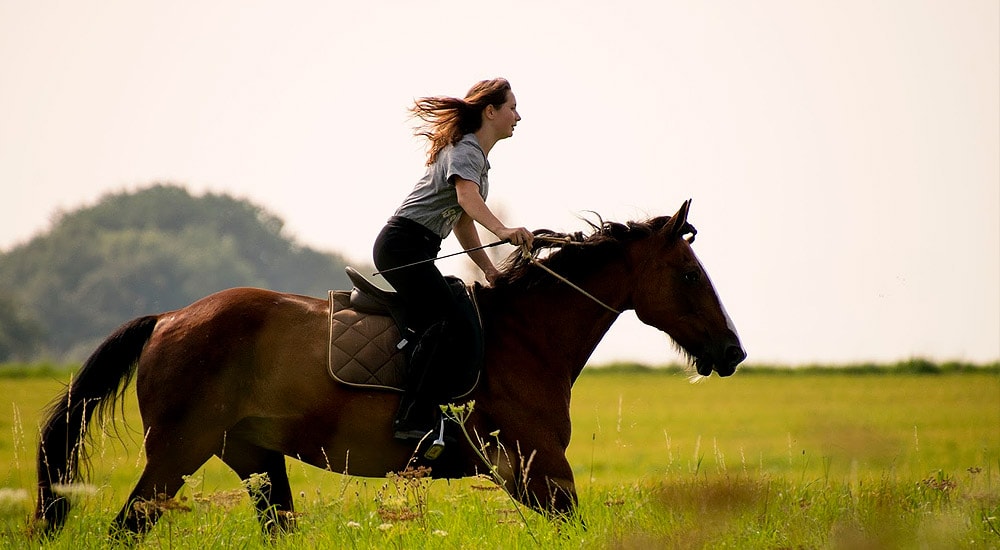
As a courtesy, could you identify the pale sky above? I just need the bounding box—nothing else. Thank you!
[1,1,997,366]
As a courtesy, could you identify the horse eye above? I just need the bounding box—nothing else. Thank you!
[683,270,701,283]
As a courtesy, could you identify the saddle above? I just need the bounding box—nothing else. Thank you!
[327,267,483,398]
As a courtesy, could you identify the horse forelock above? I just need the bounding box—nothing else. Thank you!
[493,214,690,291]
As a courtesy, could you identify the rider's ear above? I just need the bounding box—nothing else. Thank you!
[661,199,692,241]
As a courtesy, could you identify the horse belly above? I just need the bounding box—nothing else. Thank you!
[231,407,414,478]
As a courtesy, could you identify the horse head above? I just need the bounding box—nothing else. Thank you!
[626,200,745,377]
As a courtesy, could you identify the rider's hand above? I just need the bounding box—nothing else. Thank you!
[497,226,534,248]
[484,266,502,286]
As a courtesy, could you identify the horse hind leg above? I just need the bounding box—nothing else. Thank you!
[109,425,221,540]
[217,437,294,538]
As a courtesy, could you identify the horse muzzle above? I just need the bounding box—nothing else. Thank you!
[695,342,746,377]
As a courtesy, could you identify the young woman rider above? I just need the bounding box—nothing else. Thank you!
[373,78,533,441]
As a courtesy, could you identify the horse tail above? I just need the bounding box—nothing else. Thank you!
[34,315,158,535]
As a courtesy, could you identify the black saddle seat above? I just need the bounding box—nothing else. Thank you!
[345,266,399,314]
[345,267,471,317]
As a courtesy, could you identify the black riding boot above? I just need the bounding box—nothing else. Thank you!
[392,322,447,441]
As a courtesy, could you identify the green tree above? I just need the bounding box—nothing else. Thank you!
[0,293,44,361]
[0,184,362,362]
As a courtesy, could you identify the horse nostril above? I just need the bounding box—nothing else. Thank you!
[725,345,746,365]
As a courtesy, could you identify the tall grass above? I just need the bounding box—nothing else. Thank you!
[1,367,997,548]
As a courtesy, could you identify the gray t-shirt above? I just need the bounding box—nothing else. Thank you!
[393,134,490,238]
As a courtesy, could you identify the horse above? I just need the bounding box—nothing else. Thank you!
[34,199,745,539]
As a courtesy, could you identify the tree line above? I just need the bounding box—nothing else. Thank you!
[0,184,361,363]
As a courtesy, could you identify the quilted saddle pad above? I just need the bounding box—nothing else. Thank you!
[327,290,407,392]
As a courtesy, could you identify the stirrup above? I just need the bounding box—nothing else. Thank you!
[423,418,447,460]
[393,427,431,442]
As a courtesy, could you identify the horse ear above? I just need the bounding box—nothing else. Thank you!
[661,199,692,240]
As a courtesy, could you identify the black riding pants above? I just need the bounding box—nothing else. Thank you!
[373,216,463,335]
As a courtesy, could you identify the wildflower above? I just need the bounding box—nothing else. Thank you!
[346,521,361,528]
[443,401,476,416]
[382,496,407,509]
[242,472,271,495]
[377,522,393,531]
[433,530,448,537]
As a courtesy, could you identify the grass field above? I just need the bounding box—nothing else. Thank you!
[0,366,997,548]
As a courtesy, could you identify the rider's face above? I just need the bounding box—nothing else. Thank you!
[490,91,520,139]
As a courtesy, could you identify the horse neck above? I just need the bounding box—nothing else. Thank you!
[483,261,629,385]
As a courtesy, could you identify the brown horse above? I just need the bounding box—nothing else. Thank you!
[35,200,744,539]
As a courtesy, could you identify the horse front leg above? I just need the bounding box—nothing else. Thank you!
[491,440,579,519]
[521,470,579,519]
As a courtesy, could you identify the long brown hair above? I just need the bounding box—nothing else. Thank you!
[411,78,512,165]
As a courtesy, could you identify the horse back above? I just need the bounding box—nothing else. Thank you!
[136,287,333,415]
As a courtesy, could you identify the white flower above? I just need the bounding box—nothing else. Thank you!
[0,488,29,505]
[242,472,270,494]
[51,483,98,498]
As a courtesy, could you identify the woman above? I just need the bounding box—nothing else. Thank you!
[374,78,533,441]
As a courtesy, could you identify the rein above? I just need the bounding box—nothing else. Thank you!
[525,236,622,315]
[370,232,623,315]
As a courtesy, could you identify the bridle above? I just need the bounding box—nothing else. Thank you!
[520,217,697,321]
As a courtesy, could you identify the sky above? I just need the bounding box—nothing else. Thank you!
[1,1,997,366]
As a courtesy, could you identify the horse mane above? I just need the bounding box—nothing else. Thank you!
[492,214,696,291]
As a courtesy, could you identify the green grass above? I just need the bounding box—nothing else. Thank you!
[1,367,998,548]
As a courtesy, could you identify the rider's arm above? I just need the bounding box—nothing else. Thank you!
[453,211,500,284]
[454,178,533,247]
